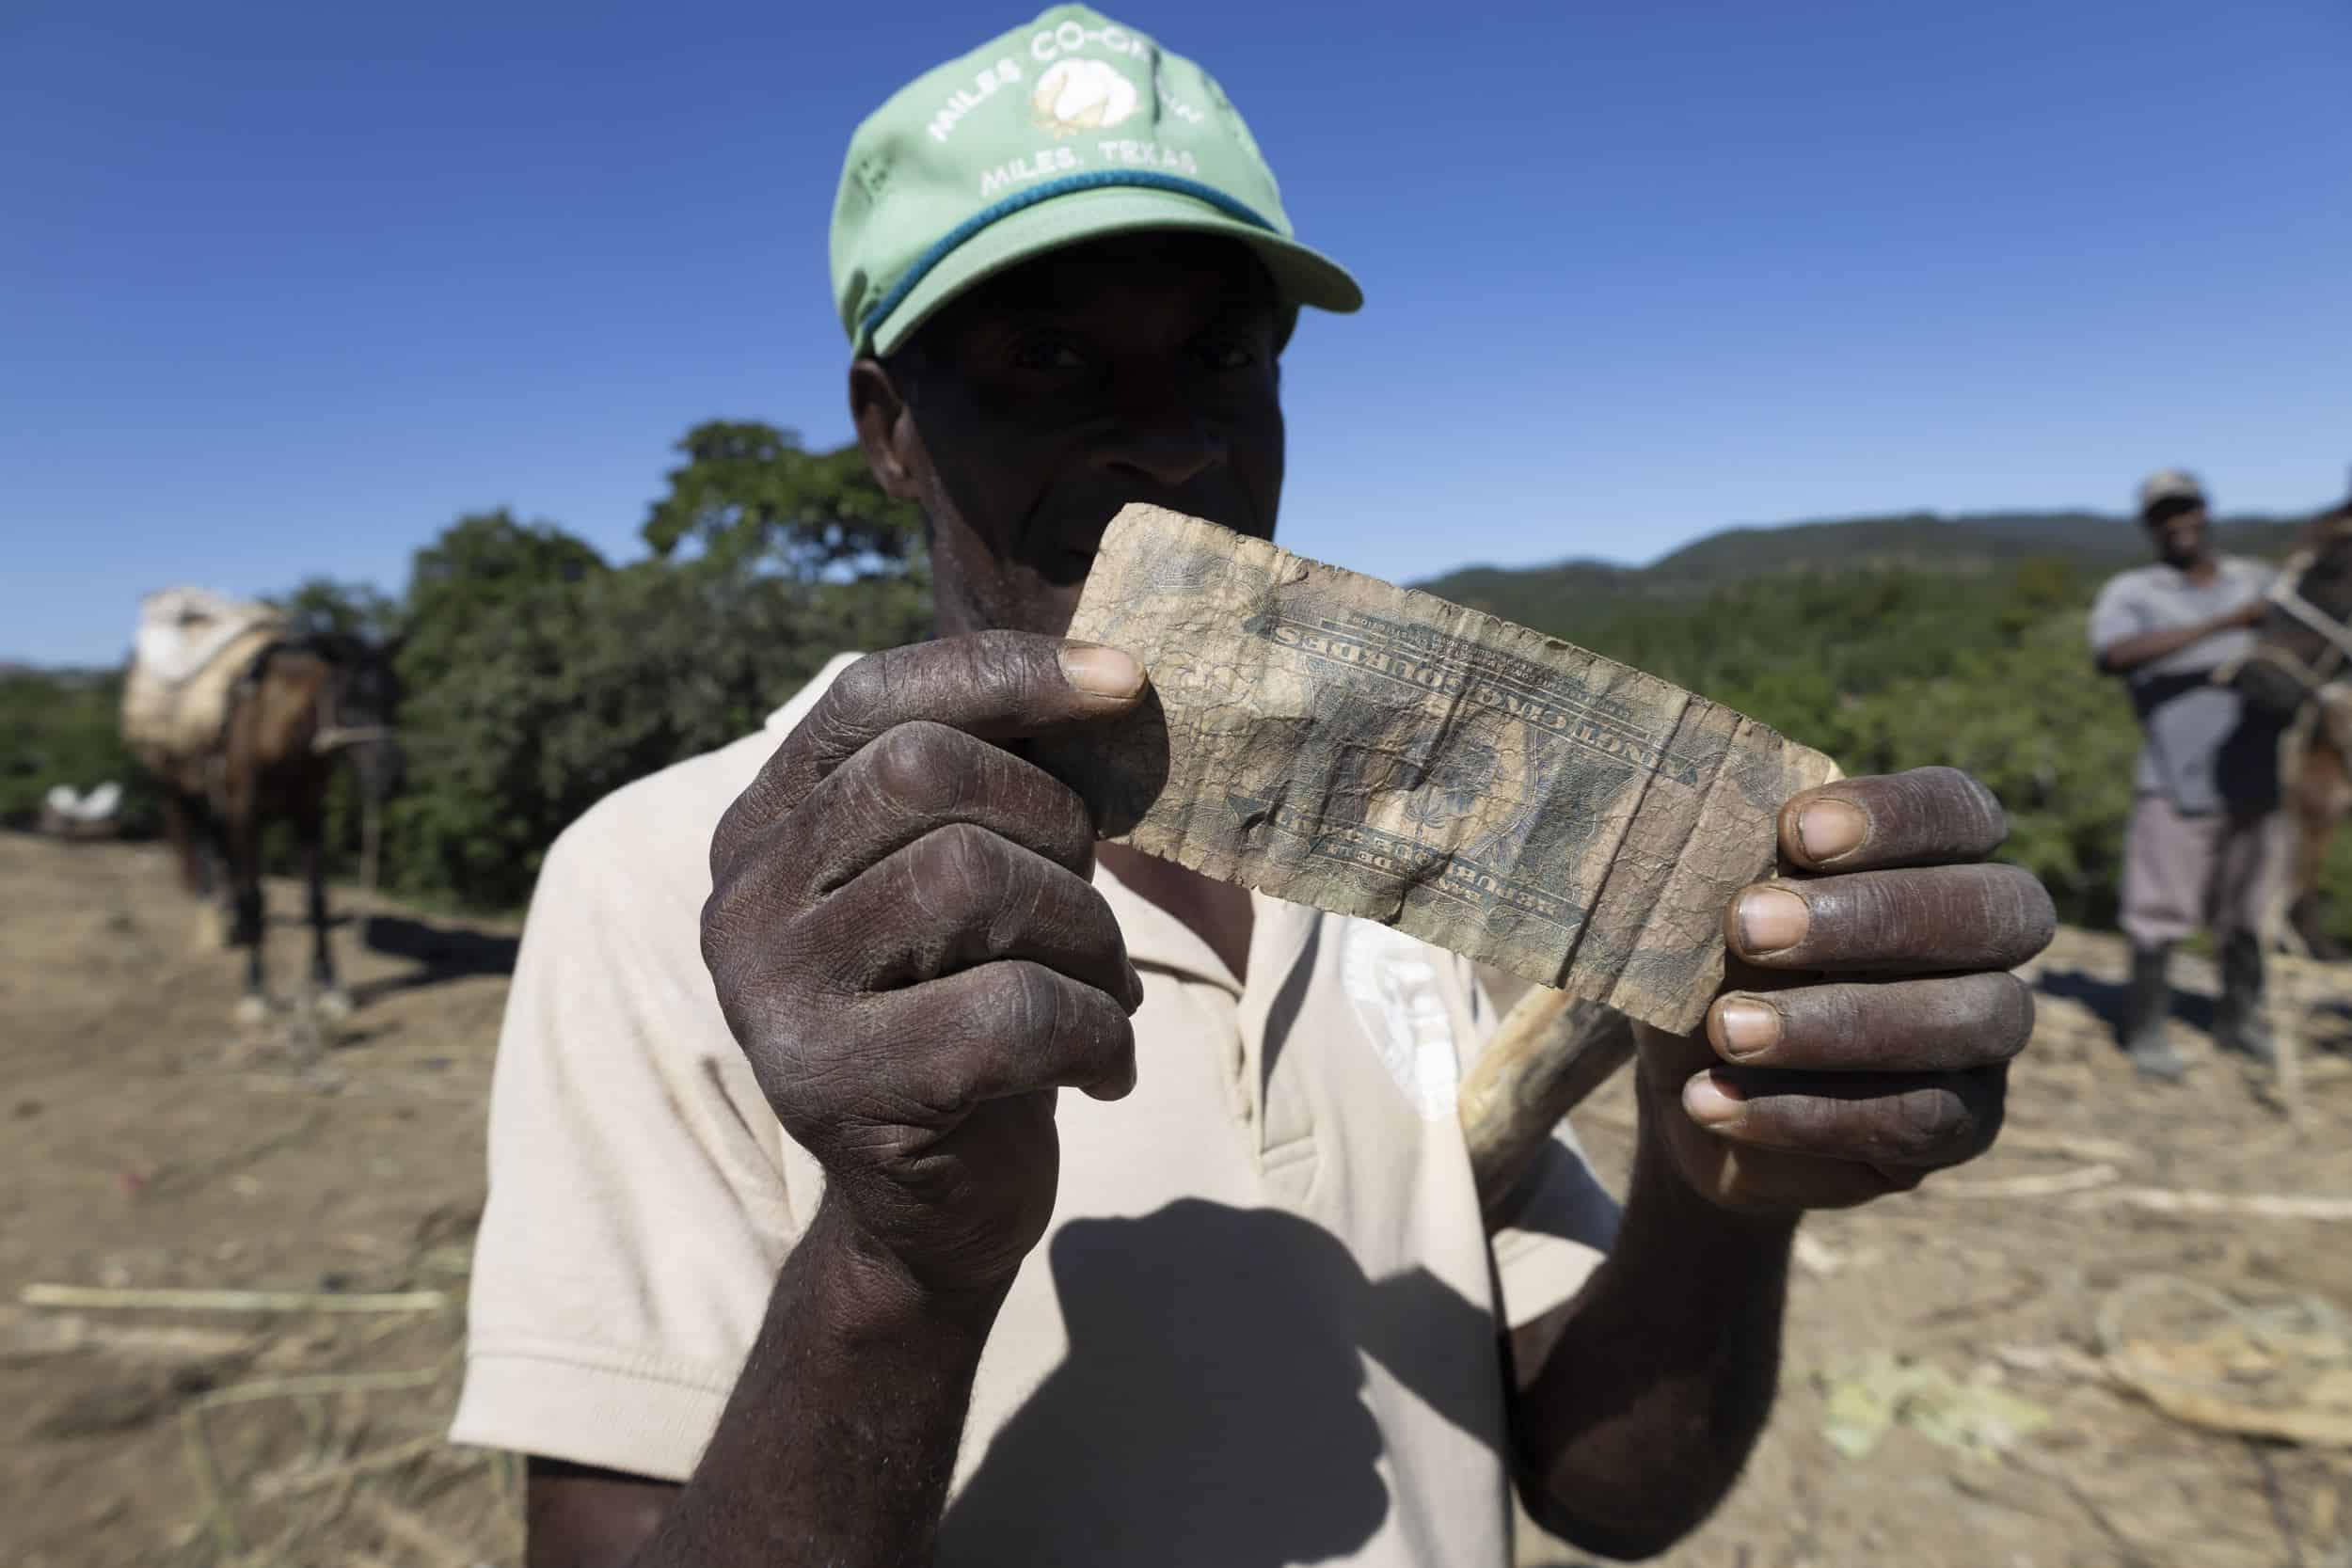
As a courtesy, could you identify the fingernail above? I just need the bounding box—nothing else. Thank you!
[1060,643,1145,699]
[1736,886,1810,955]
[1714,998,1780,1058]
[1683,1070,1745,1128]
[1797,799,1868,863]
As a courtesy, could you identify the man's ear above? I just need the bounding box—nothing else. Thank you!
[849,357,923,503]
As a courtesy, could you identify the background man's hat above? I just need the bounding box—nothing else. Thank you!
[2137,468,2207,514]
[831,6,1361,356]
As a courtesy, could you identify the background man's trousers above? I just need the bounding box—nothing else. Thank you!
[2120,794,2292,948]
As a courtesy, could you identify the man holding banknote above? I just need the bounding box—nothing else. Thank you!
[452,9,2056,1565]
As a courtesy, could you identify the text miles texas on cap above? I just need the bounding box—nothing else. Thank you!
[831,5,1362,356]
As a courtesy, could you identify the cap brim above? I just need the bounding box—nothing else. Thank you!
[863,183,1362,356]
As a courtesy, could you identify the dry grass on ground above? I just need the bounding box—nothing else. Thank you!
[5,832,2351,1567]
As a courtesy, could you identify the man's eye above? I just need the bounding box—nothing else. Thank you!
[1012,338,1088,370]
[1199,341,1258,372]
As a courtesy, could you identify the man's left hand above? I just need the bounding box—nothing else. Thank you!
[1643,767,2056,1213]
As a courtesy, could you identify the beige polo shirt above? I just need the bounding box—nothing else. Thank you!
[452,654,1620,1567]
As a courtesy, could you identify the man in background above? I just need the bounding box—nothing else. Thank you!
[2090,468,2284,1079]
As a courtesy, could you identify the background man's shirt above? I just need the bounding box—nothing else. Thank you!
[2088,557,2280,816]
[451,653,1620,1568]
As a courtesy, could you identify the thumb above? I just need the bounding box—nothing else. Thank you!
[719,633,1148,853]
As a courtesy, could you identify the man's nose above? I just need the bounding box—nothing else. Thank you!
[1091,392,1225,491]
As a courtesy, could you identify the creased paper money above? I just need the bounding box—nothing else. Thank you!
[1045,505,1839,1035]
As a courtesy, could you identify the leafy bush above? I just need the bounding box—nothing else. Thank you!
[386,546,925,909]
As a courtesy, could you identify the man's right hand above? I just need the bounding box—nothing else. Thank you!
[2096,596,2272,674]
[701,633,1150,1300]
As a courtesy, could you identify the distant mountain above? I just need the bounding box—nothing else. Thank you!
[1413,509,2310,614]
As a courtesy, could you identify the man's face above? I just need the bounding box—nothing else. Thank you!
[855,232,1286,638]
[2144,499,2210,567]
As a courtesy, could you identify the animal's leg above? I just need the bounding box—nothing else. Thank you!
[232,881,268,1023]
[224,792,271,1023]
[163,790,209,898]
[297,796,351,1021]
[172,794,236,951]
[199,805,235,934]
[2289,742,2352,959]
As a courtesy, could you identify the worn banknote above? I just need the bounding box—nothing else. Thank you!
[1043,505,1839,1035]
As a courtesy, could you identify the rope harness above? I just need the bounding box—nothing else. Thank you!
[311,723,399,754]
[2221,515,2352,698]
[299,641,400,756]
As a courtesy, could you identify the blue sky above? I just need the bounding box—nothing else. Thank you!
[6,0,2347,665]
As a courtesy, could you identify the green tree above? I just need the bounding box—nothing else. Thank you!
[383,512,610,905]
[641,420,925,580]
[1827,622,2141,929]
[272,578,403,642]
[379,468,932,909]
[396,510,608,700]
[386,560,930,909]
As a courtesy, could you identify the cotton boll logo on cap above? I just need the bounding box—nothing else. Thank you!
[831,7,1363,356]
[1032,57,1137,135]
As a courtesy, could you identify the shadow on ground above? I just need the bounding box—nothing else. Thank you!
[2036,967,2216,1042]
[352,915,520,1003]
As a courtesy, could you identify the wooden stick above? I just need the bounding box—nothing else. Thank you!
[1458,987,1637,1219]
[167,1350,458,1548]
[140,1109,327,1196]
[2080,1187,2352,1223]
[1927,1169,2352,1221]
[248,1434,450,1503]
[20,1284,448,1314]
[359,790,382,912]
[193,1364,451,1411]
[178,1404,244,1560]
[1986,1128,2144,1165]
[1931,1164,2121,1199]
[1,1316,256,1361]
[360,1494,480,1568]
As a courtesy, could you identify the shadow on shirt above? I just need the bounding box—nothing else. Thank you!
[942,1197,1503,1565]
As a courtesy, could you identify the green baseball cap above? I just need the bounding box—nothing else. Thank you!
[831,6,1362,356]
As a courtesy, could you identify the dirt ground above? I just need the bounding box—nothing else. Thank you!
[6,831,2352,1568]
